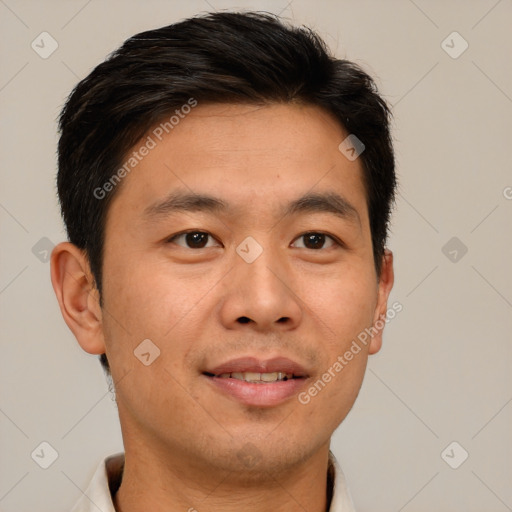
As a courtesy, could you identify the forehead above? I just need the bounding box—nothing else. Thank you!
[107,102,368,225]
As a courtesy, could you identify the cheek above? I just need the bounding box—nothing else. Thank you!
[301,359,368,437]
[295,263,376,410]
[100,250,222,372]
[100,257,206,425]
[300,263,378,344]
[103,250,186,332]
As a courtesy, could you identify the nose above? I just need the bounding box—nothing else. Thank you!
[218,243,303,332]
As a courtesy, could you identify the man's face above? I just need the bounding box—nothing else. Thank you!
[99,103,392,475]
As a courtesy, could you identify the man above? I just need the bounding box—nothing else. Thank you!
[51,10,396,512]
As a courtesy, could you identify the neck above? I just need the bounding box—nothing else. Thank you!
[113,441,332,512]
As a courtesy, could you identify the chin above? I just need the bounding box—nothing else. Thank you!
[208,433,322,479]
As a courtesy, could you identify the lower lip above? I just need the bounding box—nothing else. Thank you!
[205,375,307,407]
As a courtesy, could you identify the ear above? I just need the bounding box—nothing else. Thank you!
[368,249,394,355]
[50,242,106,355]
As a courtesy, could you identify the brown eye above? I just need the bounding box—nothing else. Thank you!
[168,231,220,249]
[292,232,337,250]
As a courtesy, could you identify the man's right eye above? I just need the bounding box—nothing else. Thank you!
[167,231,221,249]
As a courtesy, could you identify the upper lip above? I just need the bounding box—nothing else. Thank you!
[204,357,309,378]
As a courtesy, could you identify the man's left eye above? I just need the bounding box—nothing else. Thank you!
[291,233,338,250]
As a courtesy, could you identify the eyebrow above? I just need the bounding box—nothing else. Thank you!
[143,190,361,226]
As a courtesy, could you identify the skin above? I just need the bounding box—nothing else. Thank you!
[51,102,394,512]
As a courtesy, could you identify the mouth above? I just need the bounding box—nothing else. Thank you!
[203,371,301,383]
[202,357,310,407]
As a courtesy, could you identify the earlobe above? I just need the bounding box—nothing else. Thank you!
[50,242,106,355]
[368,249,394,355]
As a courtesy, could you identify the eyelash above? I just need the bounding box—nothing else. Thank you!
[166,230,343,250]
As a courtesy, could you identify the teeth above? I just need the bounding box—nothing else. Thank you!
[217,372,294,383]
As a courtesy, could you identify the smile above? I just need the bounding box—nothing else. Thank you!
[207,371,298,383]
[202,357,310,407]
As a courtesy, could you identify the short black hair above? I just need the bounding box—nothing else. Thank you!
[57,11,396,376]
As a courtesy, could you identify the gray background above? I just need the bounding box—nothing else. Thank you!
[1,0,511,511]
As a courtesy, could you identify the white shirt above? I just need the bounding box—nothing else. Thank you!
[71,451,356,511]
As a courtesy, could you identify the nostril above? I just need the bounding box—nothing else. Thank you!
[277,317,289,323]
[237,316,251,324]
